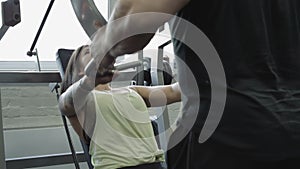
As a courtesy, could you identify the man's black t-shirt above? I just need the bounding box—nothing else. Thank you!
[170,0,300,159]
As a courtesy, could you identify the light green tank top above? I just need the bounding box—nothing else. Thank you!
[89,87,164,169]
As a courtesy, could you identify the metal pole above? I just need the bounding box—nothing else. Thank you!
[136,51,144,85]
[108,0,117,18]
[0,89,7,169]
[54,87,81,169]
[0,25,9,41]
[27,0,55,56]
[157,40,172,129]
[70,0,107,38]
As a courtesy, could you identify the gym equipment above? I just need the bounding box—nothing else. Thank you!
[56,48,93,169]
[0,0,21,41]
[70,0,107,38]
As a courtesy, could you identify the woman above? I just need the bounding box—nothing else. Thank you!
[59,45,181,169]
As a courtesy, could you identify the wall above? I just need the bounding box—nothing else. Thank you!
[1,85,62,130]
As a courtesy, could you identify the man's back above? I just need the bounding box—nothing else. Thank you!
[170,0,300,159]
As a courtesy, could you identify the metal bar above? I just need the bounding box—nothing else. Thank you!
[111,72,139,82]
[157,48,170,130]
[70,0,107,38]
[157,40,173,130]
[136,51,144,85]
[156,48,165,85]
[6,152,86,169]
[27,0,55,55]
[0,70,140,84]
[158,40,172,49]
[0,25,9,41]
[0,61,58,71]
[35,49,41,71]
[80,140,93,169]
[108,0,117,18]
[0,90,7,169]
[0,71,61,83]
[61,115,81,169]
[151,40,172,86]
[151,40,172,169]
[53,86,81,169]
[115,60,142,71]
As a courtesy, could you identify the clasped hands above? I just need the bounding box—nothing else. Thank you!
[83,54,117,88]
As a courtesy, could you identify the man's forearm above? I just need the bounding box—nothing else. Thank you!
[90,0,189,61]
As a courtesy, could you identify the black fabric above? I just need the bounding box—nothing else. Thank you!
[56,48,75,78]
[167,132,300,169]
[169,0,300,163]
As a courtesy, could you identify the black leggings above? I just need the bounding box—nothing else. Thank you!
[119,162,163,169]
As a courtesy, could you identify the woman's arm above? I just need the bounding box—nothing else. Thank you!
[58,76,95,140]
[59,76,94,117]
[131,82,181,107]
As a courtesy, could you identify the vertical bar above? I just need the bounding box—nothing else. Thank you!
[151,41,173,168]
[136,51,144,85]
[157,44,171,130]
[108,0,117,18]
[156,48,165,85]
[0,89,7,169]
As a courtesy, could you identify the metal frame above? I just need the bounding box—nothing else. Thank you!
[0,72,61,83]
[0,0,21,41]
[6,152,86,169]
[0,90,6,169]
[0,25,9,41]
[136,51,145,85]
[52,83,82,169]
[149,40,173,169]
[70,0,107,38]
[27,0,55,57]
[0,73,63,169]
[151,40,172,128]
[108,0,117,18]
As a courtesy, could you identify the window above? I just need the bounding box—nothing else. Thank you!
[0,0,108,62]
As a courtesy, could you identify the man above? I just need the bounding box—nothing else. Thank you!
[87,0,300,169]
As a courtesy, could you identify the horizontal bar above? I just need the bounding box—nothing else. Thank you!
[115,61,142,71]
[0,61,58,71]
[112,72,138,82]
[158,40,172,49]
[0,71,61,83]
[6,152,86,169]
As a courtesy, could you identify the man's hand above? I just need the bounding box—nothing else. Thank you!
[84,54,116,85]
